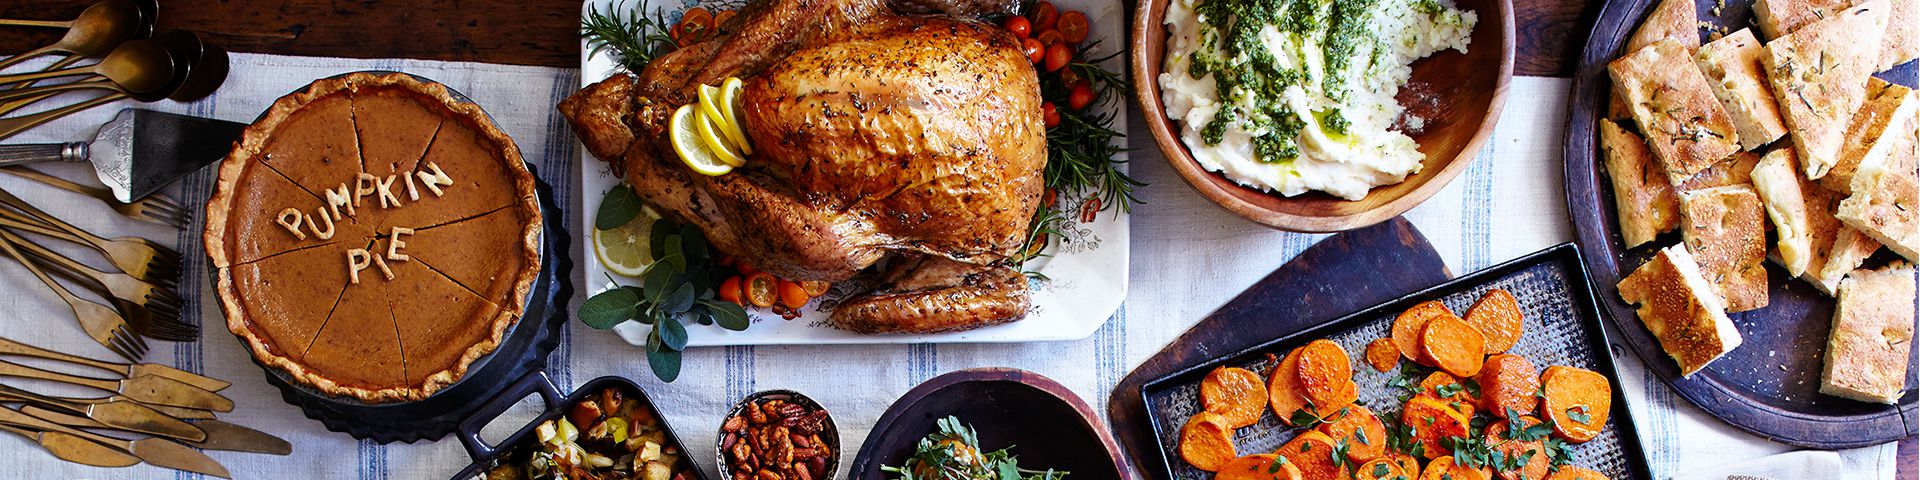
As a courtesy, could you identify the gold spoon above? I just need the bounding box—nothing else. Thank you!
[0,33,195,103]
[0,40,174,95]
[0,44,226,140]
[0,0,145,72]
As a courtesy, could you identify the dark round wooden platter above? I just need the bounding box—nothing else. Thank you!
[851,368,1128,479]
[1562,0,1919,449]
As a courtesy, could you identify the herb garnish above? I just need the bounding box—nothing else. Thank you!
[581,1,679,73]
[882,416,1068,480]
[581,187,750,382]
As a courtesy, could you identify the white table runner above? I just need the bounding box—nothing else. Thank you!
[0,53,1898,479]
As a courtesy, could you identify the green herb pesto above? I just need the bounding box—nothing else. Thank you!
[1185,0,1382,163]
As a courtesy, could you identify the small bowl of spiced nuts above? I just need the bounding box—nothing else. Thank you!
[716,389,839,480]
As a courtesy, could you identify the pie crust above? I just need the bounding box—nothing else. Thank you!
[206,72,542,403]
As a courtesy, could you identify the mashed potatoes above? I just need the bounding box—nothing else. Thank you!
[1160,0,1476,200]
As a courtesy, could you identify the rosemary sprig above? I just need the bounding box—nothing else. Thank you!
[581,1,679,73]
[1037,42,1144,215]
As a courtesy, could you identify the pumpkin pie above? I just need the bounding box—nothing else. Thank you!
[206,72,541,403]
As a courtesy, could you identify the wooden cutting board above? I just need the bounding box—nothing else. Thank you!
[1105,216,1450,478]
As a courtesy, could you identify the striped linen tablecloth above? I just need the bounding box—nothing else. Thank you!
[0,53,1901,479]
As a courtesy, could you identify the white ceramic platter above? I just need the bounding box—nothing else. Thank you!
[576,0,1130,345]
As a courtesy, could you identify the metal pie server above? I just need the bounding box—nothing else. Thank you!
[0,359,232,412]
[0,108,243,202]
[0,384,203,441]
[0,405,230,478]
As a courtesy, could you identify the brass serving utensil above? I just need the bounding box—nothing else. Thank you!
[0,422,140,468]
[0,228,144,360]
[0,193,181,282]
[0,0,146,72]
[0,167,191,228]
[0,44,229,139]
[0,40,175,96]
[1,392,212,420]
[183,419,293,455]
[0,33,195,106]
[0,384,203,441]
[0,405,231,478]
[0,359,231,412]
[0,337,215,392]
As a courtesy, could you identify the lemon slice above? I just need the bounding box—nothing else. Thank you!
[697,84,730,132]
[716,77,753,155]
[669,104,734,176]
[593,205,660,277]
[694,107,747,167]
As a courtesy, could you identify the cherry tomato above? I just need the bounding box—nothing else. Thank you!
[1058,68,1083,88]
[1022,38,1045,64]
[1068,83,1096,110]
[1030,1,1059,31]
[776,279,810,309]
[677,7,714,45]
[744,272,778,308]
[1042,102,1061,128]
[1002,15,1032,38]
[713,9,736,29]
[717,276,745,306]
[736,262,760,276]
[800,280,831,297]
[1056,11,1090,44]
[1035,29,1065,46]
[1042,189,1057,208]
[1043,42,1071,72]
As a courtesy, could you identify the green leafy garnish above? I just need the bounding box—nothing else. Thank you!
[579,217,749,382]
[1566,406,1592,424]
[581,1,679,73]
[595,183,645,230]
[881,416,1067,480]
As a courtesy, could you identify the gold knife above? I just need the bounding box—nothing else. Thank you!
[1,385,206,441]
[0,422,140,468]
[0,391,215,420]
[184,419,293,455]
[0,336,230,392]
[0,359,232,412]
[0,406,231,478]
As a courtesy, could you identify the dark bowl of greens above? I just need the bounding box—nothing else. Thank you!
[849,368,1126,479]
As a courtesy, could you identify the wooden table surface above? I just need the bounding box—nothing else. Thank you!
[0,0,1911,477]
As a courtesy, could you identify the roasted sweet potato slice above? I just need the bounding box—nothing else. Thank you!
[1484,416,1553,480]
[1401,396,1471,459]
[1355,458,1410,480]
[1418,371,1480,418]
[1203,366,1269,428]
[1477,354,1541,418]
[1179,412,1238,471]
[1544,466,1610,480]
[1296,340,1359,417]
[1420,314,1488,377]
[1317,405,1389,464]
[1365,338,1400,372]
[1267,349,1312,426]
[1466,289,1525,353]
[1275,430,1347,480]
[1388,452,1422,478]
[1540,366,1612,443]
[1217,454,1304,480]
[1418,456,1489,480]
[1393,301,1455,363]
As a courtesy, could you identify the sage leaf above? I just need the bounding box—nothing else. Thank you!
[646,347,681,382]
[579,288,638,329]
[660,317,689,350]
[663,283,695,313]
[595,183,643,230]
[705,299,750,331]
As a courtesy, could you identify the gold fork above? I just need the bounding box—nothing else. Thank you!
[0,230,144,361]
[0,166,190,228]
[5,231,181,313]
[0,204,179,283]
[2,236,191,342]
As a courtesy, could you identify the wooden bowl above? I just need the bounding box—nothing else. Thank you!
[848,368,1129,479]
[1132,0,1516,232]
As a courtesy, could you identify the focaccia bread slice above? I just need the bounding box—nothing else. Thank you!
[1809,227,1887,296]
[1679,150,1761,191]
[1681,185,1771,312]
[1837,124,1920,262]
[1752,0,1918,71]
[1696,29,1789,151]
[1822,79,1918,194]
[1602,120,1681,247]
[1821,261,1916,404]
[1612,39,1744,185]
[1762,0,1892,179]
[1752,149,1819,275]
[1627,0,1701,53]
[1618,244,1745,377]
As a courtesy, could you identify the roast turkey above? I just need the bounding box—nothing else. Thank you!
[559,0,1046,333]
